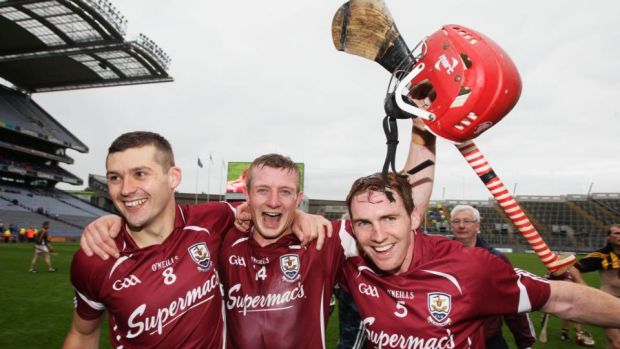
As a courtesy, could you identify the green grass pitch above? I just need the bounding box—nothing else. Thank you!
[0,243,607,348]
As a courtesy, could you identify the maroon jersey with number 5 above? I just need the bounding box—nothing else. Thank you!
[340,231,550,349]
[220,220,353,348]
[71,203,235,348]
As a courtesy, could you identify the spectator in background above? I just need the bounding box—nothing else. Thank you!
[3,226,12,243]
[450,204,536,349]
[573,223,620,349]
[26,227,35,242]
[18,227,26,243]
[9,223,17,241]
[28,221,56,273]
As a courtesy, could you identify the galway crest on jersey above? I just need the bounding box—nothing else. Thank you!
[280,254,301,282]
[427,292,452,326]
[188,242,212,271]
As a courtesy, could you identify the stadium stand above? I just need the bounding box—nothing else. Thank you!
[0,0,172,235]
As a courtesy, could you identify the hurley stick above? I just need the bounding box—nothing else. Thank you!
[539,312,550,343]
[456,141,575,273]
[332,0,575,274]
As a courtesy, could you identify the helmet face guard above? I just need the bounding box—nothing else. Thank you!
[388,24,522,143]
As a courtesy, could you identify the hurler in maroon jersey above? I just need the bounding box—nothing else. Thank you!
[219,154,356,349]
[343,172,620,349]
[220,220,354,348]
[64,132,235,348]
[72,203,234,348]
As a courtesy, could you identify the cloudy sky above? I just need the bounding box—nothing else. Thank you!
[35,0,619,201]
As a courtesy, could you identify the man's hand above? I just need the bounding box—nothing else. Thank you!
[292,210,333,250]
[80,215,122,259]
[234,202,252,232]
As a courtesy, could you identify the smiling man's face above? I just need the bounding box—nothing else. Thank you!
[350,190,414,275]
[106,145,179,232]
[246,165,302,246]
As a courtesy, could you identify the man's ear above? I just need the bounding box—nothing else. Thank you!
[295,191,304,208]
[410,211,421,231]
[168,166,182,190]
[242,185,250,202]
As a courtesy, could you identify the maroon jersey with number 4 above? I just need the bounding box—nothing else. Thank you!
[220,220,352,348]
[71,203,235,348]
[341,231,550,349]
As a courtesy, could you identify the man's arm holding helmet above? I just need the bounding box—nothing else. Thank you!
[402,118,436,230]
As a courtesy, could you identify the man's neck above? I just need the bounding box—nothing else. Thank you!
[395,230,416,275]
[127,205,176,248]
[455,236,476,248]
[251,228,292,247]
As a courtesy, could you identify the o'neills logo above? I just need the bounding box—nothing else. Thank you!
[362,317,455,349]
[226,282,305,316]
[125,273,220,339]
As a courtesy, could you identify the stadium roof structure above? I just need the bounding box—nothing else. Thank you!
[0,0,172,92]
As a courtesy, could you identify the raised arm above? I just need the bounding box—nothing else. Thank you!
[402,118,436,230]
[62,311,104,349]
[541,280,620,327]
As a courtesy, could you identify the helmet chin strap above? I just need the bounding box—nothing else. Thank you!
[381,93,434,203]
[381,114,402,203]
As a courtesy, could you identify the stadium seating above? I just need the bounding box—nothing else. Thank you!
[0,86,86,150]
[0,184,107,234]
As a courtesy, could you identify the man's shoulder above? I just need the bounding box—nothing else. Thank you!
[418,232,464,254]
[222,226,249,246]
[184,202,234,215]
[416,232,501,268]
[583,245,613,258]
[181,202,235,226]
[71,248,115,282]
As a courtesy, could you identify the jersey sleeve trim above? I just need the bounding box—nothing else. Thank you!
[339,219,358,258]
[74,288,105,311]
[516,274,533,313]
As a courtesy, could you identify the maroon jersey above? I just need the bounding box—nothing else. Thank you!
[341,231,550,349]
[71,203,235,348]
[220,220,350,348]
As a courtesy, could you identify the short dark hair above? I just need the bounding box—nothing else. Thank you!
[346,172,414,217]
[107,131,175,170]
[246,153,301,193]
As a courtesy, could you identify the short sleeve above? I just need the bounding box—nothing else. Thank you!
[461,248,551,316]
[71,250,106,320]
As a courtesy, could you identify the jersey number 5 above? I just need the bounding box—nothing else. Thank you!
[394,301,407,318]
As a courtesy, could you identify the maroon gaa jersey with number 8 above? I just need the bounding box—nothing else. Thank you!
[340,231,551,349]
[71,203,235,348]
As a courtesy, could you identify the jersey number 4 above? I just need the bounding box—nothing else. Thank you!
[255,266,267,281]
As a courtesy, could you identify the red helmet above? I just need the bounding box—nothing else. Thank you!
[390,24,522,143]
